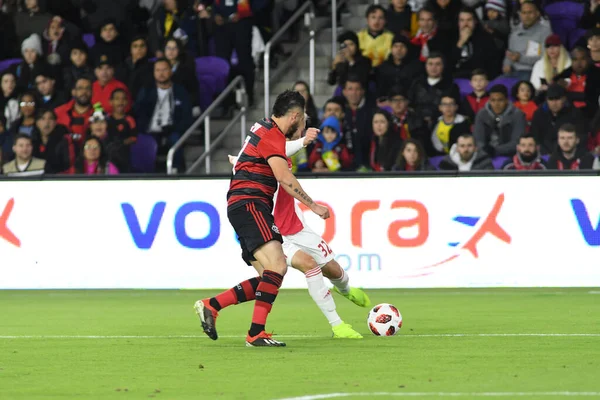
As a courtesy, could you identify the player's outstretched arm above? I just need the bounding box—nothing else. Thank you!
[285,128,319,157]
[268,156,330,219]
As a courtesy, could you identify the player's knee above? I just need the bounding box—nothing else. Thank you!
[291,251,318,273]
[322,260,343,279]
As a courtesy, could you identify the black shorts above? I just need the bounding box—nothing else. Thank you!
[227,201,283,266]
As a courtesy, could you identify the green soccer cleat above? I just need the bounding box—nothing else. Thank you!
[332,287,371,308]
[332,322,363,339]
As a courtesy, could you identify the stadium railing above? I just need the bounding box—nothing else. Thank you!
[166,76,247,175]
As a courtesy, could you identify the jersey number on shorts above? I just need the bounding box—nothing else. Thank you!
[318,240,332,257]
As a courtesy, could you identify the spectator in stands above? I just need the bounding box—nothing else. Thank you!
[107,88,137,172]
[430,93,470,155]
[512,80,538,124]
[410,7,451,62]
[429,0,461,36]
[386,0,418,37]
[554,47,589,111]
[369,108,402,171]
[91,53,132,115]
[0,71,20,130]
[31,109,73,173]
[584,28,600,119]
[1,134,45,176]
[0,6,18,60]
[547,123,595,170]
[34,68,65,110]
[11,34,48,90]
[55,77,94,147]
[408,52,460,130]
[67,135,119,175]
[14,0,50,46]
[8,91,37,140]
[86,104,131,172]
[328,31,372,89]
[482,0,509,57]
[134,57,192,172]
[165,38,200,117]
[0,117,5,165]
[82,0,144,40]
[116,35,154,101]
[530,34,571,97]
[148,0,199,58]
[341,76,375,169]
[309,116,353,173]
[208,0,261,106]
[294,81,319,129]
[530,83,586,155]
[474,84,526,157]
[589,110,600,156]
[92,19,128,66]
[502,1,552,80]
[502,133,546,170]
[357,5,394,68]
[451,7,501,79]
[322,97,345,125]
[460,69,489,122]
[439,132,494,170]
[393,138,431,171]
[62,40,94,93]
[387,86,426,144]
[580,0,600,31]
[42,16,71,67]
[374,34,423,100]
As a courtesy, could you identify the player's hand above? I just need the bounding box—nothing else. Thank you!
[303,128,319,146]
[311,203,330,220]
[228,154,237,165]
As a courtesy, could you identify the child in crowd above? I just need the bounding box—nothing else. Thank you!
[512,80,538,125]
[309,116,353,172]
[461,69,489,122]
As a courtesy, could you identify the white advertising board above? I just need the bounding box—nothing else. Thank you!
[1,177,599,289]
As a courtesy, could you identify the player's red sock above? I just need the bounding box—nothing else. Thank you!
[209,276,261,311]
[249,270,283,337]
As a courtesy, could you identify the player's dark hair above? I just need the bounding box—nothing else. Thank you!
[558,123,577,134]
[365,4,386,18]
[271,90,305,118]
[489,84,508,98]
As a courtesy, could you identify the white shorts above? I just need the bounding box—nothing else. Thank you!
[282,226,335,268]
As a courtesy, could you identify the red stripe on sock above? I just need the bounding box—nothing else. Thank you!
[251,281,279,326]
[213,288,237,309]
[305,267,322,278]
[241,279,257,301]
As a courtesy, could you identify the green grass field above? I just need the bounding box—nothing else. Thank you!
[1,288,600,400]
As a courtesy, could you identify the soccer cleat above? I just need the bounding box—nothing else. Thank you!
[332,322,363,339]
[332,287,371,308]
[194,299,219,340]
[245,331,286,347]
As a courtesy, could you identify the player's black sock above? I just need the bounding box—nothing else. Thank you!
[210,277,261,311]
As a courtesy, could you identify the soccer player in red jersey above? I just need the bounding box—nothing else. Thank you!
[195,90,330,347]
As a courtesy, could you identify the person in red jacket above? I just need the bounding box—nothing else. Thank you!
[91,53,132,114]
[309,116,353,172]
[54,76,94,148]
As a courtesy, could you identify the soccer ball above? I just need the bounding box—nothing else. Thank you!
[367,303,403,336]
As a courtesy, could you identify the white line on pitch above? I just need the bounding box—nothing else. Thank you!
[274,392,600,400]
[1,333,599,339]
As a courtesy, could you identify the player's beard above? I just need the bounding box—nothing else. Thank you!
[285,121,300,139]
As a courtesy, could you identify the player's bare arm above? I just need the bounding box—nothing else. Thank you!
[268,156,330,219]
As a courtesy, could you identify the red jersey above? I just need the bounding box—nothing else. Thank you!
[54,100,94,147]
[227,118,286,211]
[273,158,304,236]
[92,79,132,114]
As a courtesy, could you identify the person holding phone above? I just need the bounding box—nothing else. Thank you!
[529,34,571,95]
[327,31,372,89]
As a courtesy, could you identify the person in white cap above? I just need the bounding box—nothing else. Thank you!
[10,34,47,90]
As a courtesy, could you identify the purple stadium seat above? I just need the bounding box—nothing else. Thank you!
[454,78,472,98]
[544,1,585,50]
[195,56,230,109]
[83,34,95,49]
[130,134,158,173]
[492,156,509,170]
[333,85,342,97]
[542,154,550,162]
[487,77,519,99]
[0,58,21,73]
[429,155,445,170]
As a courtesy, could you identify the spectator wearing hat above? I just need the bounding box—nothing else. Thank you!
[474,84,526,157]
[502,1,552,81]
[584,28,600,119]
[357,5,395,68]
[529,34,571,95]
[386,0,418,38]
[116,35,154,101]
[54,77,94,148]
[31,109,74,173]
[62,40,94,93]
[374,34,423,100]
[1,134,46,177]
[309,116,354,173]
[34,68,66,110]
[451,7,501,79]
[553,46,590,110]
[482,0,509,56]
[10,34,49,90]
[328,31,372,89]
[530,83,587,155]
[91,53,132,115]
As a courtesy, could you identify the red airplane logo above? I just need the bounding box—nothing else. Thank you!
[0,198,21,247]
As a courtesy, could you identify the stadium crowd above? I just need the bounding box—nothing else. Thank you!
[0,0,599,176]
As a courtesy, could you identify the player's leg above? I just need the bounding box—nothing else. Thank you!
[322,259,371,308]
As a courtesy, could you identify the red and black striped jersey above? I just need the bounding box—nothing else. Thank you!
[227,118,287,211]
